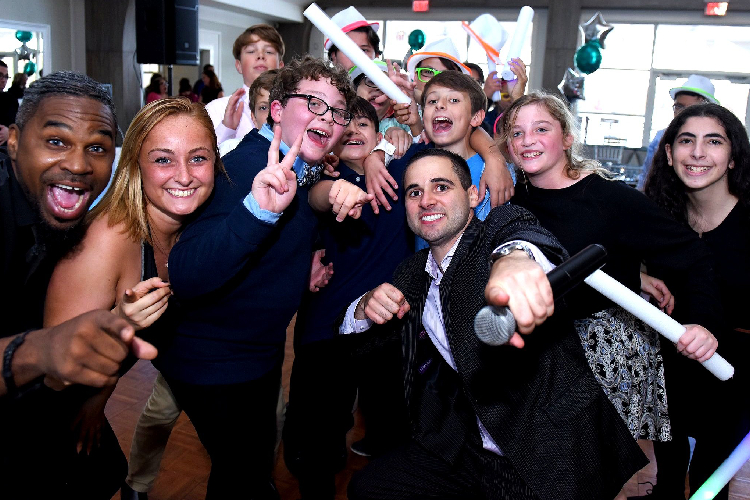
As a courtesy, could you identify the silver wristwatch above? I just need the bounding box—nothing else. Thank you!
[490,242,536,263]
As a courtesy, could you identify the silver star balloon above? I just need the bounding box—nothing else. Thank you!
[15,42,35,61]
[580,12,613,49]
[558,68,585,101]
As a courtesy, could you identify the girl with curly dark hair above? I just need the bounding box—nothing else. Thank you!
[644,102,750,500]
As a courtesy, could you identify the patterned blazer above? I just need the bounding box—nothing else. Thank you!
[384,205,648,500]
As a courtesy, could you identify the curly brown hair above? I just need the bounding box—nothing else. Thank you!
[266,56,355,127]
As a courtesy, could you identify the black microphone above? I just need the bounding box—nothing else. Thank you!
[474,244,607,346]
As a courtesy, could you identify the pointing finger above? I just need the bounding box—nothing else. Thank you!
[267,124,283,167]
[282,119,308,170]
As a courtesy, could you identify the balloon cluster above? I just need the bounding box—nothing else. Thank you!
[403,29,425,68]
[560,12,613,103]
[14,31,39,76]
[574,12,612,74]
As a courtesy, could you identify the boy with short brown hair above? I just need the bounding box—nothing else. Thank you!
[206,24,285,146]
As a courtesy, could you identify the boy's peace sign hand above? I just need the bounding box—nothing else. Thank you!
[252,123,304,214]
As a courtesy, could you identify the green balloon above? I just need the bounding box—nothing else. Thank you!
[408,30,425,51]
[23,61,36,76]
[15,31,33,43]
[575,41,602,74]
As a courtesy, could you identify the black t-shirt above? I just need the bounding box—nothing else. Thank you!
[0,151,56,337]
[0,91,19,127]
[512,174,722,331]
[701,202,750,332]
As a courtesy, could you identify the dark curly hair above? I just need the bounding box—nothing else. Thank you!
[267,55,355,127]
[644,103,750,224]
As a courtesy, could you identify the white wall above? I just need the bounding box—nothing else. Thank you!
[0,0,85,74]
[198,6,267,93]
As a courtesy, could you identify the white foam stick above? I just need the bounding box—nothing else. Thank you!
[304,3,411,104]
[501,6,534,81]
[487,58,502,103]
[584,269,734,381]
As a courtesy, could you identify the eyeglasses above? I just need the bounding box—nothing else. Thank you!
[0,73,8,80]
[361,77,380,90]
[415,67,443,83]
[672,98,706,114]
[284,94,352,126]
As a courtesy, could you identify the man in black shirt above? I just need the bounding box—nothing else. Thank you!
[1,71,156,499]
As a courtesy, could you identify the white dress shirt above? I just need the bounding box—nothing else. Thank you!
[205,84,256,146]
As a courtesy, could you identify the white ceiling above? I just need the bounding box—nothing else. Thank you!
[200,0,309,23]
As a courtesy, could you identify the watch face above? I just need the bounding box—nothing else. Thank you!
[492,243,533,263]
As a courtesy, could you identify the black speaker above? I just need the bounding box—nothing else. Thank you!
[136,0,199,66]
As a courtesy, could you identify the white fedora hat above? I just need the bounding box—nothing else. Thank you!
[669,74,719,104]
[462,14,508,63]
[324,6,380,52]
[406,38,472,79]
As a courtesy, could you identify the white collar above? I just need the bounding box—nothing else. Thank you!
[425,234,464,281]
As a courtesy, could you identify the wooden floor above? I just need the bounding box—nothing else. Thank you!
[106,319,750,500]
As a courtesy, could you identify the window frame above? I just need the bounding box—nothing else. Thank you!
[580,9,750,147]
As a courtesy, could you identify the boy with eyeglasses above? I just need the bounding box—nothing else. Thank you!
[205,24,285,147]
[162,56,370,499]
[285,96,412,499]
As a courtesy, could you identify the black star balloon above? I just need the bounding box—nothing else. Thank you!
[558,68,585,101]
[580,12,614,49]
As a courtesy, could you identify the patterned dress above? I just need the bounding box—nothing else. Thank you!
[575,307,669,440]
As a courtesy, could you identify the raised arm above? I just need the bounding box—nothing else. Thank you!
[470,127,514,206]
[168,124,303,300]
[1,310,154,397]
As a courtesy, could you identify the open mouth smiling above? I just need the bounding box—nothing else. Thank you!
[432,116,453,133]
[166,188,197,198]
[307,128,331,148]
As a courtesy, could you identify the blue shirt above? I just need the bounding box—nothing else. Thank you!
[637,129,664,191]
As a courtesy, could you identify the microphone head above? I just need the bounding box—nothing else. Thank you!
[474,305,516,346]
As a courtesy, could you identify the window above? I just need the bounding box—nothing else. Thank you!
[0,28,44,87]
[577,22,750,148]
[576,24,654,148]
